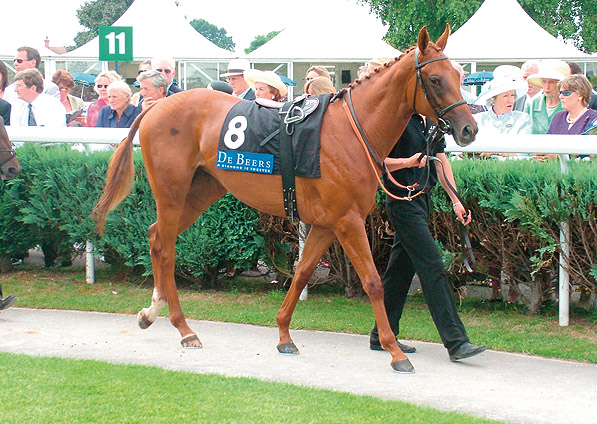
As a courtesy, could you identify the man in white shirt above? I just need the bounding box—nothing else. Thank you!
[10,69,65,127]
[2,46,60,105]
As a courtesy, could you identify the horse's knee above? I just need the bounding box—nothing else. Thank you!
[362,277,384,300]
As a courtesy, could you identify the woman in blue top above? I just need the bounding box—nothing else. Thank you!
[95,80,140,128]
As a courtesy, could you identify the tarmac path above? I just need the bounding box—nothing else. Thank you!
[1,308,595,424]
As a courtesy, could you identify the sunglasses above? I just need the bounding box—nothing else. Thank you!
[96,84,109,89]
[559,90,574,97]
[156,68,172,74]
[13,58,25,63]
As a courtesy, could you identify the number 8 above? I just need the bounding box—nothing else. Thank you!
[224,116,248,149]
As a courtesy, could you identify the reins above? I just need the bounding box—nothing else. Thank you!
[341,47,476,271]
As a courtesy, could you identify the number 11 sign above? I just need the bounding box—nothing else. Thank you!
[99,26,133,61]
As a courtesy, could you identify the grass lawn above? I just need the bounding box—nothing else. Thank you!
[0,352,503,424]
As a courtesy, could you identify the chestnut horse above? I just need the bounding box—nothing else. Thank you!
[93,25,476,373]
[0,120,21,180]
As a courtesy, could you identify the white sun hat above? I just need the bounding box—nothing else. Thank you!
[244,69,288,98]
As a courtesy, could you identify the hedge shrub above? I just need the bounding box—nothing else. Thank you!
[1,146,595,314]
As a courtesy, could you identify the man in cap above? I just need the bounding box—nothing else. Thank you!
[221,59,255,100]
[524,60,571,134]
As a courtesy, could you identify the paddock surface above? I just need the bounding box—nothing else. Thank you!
[1,308,595,424]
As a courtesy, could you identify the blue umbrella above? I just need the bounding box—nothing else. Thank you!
[463,71,493,86]
[279,75,296,87]
[71,72,97,86]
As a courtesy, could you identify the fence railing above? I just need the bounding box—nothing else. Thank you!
[7,127,597,326]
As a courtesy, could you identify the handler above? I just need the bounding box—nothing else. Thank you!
[369,114,486,362]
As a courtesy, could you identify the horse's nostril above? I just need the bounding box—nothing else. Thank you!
[462,125,472,139]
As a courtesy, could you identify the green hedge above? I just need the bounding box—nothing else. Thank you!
[0,145,265,284]
[1,146,595,313]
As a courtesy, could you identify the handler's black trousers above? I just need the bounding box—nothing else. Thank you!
[370,193,469,355]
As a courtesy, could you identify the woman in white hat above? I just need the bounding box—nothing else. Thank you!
[473,76,531,135]
[244,69,288,106]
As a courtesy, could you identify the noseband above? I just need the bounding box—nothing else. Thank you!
[0,146,17,176]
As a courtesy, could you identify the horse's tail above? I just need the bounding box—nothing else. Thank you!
[91,109,148,236]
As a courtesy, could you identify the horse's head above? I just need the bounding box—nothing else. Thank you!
[410,25,477,146]
[0,120,21,180]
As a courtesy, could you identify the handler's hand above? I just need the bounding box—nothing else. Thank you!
[408,153,427,168]
[453,203,472,225]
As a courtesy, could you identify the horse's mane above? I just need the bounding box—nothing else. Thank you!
[341,43,444,97]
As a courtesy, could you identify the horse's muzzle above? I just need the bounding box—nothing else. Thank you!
[454,123,477,147]
[1,165,21,180]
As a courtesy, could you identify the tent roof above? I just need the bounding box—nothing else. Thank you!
[444,0,592,62]
[63,0,234,60]
[246,1,401,62]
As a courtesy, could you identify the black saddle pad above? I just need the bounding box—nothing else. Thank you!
[217,94,332,177]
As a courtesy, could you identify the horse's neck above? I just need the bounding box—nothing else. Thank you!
[351,62,415,159]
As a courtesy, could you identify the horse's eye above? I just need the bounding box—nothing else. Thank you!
[430,77,440,86]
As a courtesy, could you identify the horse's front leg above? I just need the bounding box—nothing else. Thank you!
[335,218,414,373]
[276,226,336,354]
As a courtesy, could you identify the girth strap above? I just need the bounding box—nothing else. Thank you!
[278,102,300,221]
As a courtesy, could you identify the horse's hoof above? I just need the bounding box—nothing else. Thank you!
[277,341,299,355]
[137,310,153,329]
[181,334,202,348]
[391,358,415,374]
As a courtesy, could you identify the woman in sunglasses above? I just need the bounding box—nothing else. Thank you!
[86,70,122,127]
[547,74,597,135]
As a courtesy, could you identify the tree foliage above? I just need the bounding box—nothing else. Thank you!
[189,19,235,51]
[74,0,135,47]
[245,31,281,54]
[359,0,597,53]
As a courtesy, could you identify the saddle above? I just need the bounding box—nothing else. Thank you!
[217,93,332,220]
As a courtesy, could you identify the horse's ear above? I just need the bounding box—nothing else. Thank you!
[436,24,451,50]
[417,26,430,52]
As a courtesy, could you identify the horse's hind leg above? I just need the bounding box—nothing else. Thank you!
[276,226,336,354]
[335,220,414,373]
[139,170,226,348]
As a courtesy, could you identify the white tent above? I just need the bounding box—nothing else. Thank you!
[444,0,593,62]
[63,0,234,60]
[244,0,400,96]
[246,1,400,62]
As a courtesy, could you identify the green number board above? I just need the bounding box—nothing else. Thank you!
[99,26,133,61]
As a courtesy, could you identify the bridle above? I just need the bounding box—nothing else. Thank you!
[341,47,476,271]
[0,145,16,176]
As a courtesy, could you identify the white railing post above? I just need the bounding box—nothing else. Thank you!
[86,240,95,284]
[298,221,309,300]
[558,154,570,326]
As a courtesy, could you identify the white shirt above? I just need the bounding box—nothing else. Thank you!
[2,79,60,105]
[10,93,66,127]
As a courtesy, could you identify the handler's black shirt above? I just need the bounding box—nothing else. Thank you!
[383,114,445,196]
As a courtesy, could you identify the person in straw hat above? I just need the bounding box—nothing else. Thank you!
[244,69,288,105]
[473,70,531,136]
[523,60,571,134]
[221,58,255,100]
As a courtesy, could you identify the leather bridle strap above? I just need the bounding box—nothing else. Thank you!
[0,147,16,176]
[413,48,467,132]
[428,156,476,272]
[342,91,426,201]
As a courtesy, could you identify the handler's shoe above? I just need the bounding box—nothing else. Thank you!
[0,295,16,311]
[370,339,416,353]
[449,342,486,362]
